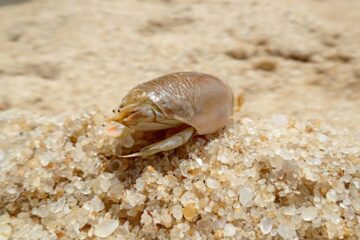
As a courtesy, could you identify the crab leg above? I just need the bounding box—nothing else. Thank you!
[121,127,194,158]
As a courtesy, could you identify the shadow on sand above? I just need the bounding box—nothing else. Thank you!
[0,0,32,7]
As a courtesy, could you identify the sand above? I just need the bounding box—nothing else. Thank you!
[0,0,360,239]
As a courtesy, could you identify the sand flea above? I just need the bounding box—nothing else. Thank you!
[105,72,235,157]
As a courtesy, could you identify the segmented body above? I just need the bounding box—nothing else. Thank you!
[122,72,234,134]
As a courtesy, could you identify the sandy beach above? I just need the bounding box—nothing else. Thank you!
[0,0,360,239]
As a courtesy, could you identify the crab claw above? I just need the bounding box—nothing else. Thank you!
[104,122,135,148]
[105,122,126,137]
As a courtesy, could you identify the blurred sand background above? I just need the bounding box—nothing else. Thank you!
[0,0,360,130]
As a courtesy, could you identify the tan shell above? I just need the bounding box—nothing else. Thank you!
[122,72,234,135]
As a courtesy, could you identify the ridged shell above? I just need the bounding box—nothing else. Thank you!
[122,72,234,135]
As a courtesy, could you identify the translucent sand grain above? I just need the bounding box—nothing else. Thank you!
[0,111,359,239]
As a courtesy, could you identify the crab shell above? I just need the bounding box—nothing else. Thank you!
[120,72,234,135]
